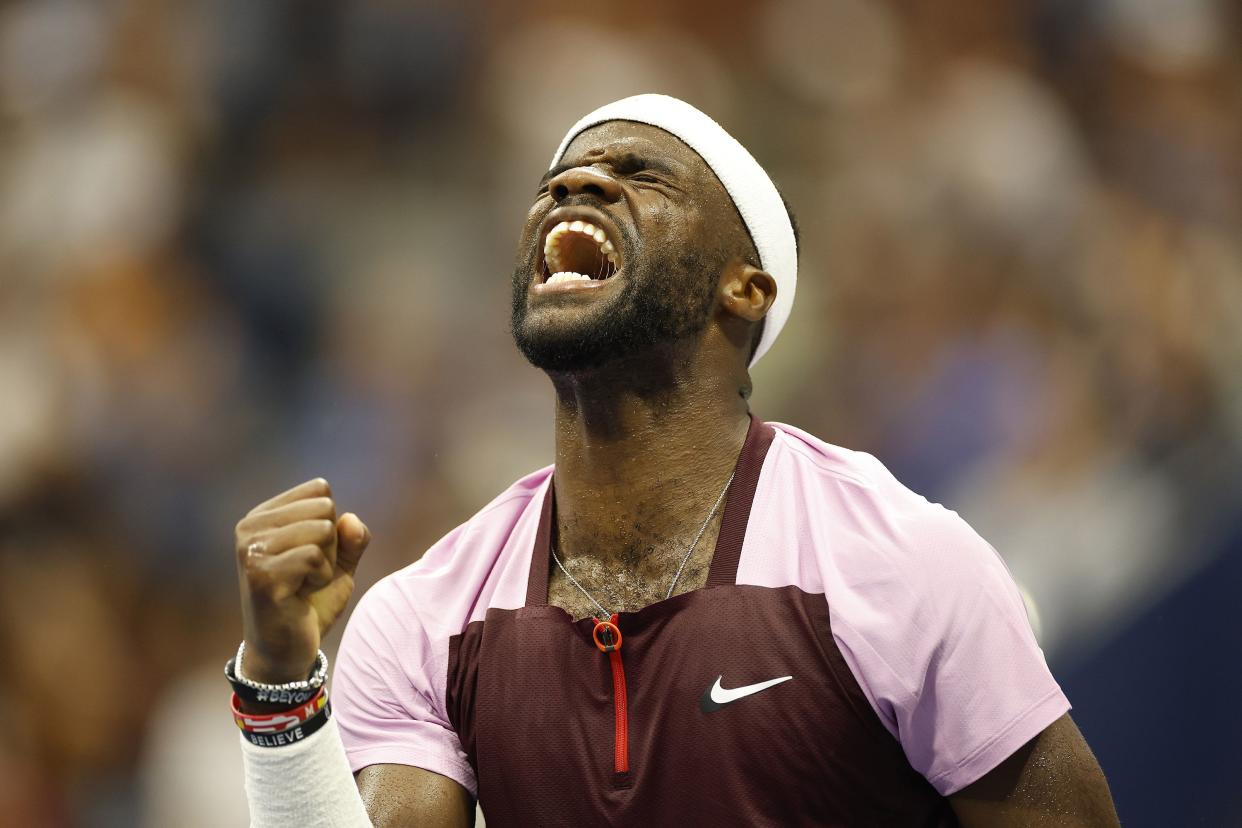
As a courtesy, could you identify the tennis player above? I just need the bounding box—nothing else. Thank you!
[227,95,1120,826]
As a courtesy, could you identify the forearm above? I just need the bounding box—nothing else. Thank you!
[241,716,373,827]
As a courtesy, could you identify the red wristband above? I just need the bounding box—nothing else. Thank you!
[232,688,327,734]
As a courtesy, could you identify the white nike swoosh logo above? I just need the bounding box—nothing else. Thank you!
[700,674,793,712]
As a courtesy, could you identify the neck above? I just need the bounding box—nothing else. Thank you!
[548,347,750,568]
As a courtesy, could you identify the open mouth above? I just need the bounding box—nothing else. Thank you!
[539,219,621,286]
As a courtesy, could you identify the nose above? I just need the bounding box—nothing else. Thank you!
[548,165,623,204]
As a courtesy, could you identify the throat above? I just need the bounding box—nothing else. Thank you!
[545,385,749,617]
[548,515,723,620]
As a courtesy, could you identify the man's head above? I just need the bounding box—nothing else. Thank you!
[510,95,797,379]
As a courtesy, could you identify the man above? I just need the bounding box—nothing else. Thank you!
[228,95,1120,826]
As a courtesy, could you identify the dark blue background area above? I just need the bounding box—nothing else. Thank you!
[1060,529,1242,827]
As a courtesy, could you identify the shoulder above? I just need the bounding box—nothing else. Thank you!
[331,472,558,793]
[756,421,1031,686]
[763,422,998,582]
[759,423,1065,795]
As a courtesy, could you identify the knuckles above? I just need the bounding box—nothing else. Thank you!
[310,519,336,541]
[234,520,334,553]
[305,497,337,520]
[241,495,337,526]
[234,516,336,565]
[302,545,329,570]
[234,532,261,563]
[241,551,274,593]
[235,478,337,627]
[242,477,332,519]
[233,480,338,576]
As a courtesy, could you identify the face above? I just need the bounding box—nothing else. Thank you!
[510,121,746,373]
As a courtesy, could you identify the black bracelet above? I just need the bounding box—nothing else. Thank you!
[225,656,324,706]
[239,700,333,748]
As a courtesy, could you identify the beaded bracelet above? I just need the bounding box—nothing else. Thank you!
[225,641,328,706]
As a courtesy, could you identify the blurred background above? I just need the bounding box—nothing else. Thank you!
[0,0,1238,824]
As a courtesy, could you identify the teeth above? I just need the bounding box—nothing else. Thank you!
[541,219,620,277]
[545,271,593,285]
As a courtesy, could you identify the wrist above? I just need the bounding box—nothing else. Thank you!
[225,642,328,709]
[240,645,316,685]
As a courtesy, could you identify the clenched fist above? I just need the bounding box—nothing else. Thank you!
[234,478,370,688]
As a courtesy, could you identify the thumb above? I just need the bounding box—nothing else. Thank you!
[335,512,371,575]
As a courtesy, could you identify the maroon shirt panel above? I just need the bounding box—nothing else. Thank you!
[446,585,956,826]
[707,419,776,588]
[444,417,956,825]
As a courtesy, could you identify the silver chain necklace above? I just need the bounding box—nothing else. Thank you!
[549,472,735,620]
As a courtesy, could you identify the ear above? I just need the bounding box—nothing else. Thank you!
[718,262,776,323]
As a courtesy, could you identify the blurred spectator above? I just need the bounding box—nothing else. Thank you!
[0,0,1237,824]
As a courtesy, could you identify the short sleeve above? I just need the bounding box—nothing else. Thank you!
[332,566,478,796]
[832,505,1070,796]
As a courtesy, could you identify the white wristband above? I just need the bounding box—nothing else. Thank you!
[241,715,372,827]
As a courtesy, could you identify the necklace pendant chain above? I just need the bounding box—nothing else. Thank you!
[550,471,735,620]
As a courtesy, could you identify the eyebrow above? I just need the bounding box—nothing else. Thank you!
[537,150,682,188]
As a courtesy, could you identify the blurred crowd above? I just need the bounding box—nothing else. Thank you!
[0,0,1238,824]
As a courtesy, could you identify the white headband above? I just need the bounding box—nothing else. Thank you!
[550,93,797,367]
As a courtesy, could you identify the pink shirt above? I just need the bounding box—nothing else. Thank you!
[334,421,1067,803]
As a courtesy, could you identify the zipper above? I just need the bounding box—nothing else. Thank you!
[592,614,629,774]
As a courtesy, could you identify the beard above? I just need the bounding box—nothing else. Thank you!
[510,232,724,374]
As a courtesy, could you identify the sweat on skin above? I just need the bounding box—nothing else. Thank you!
[232,96,1120,828]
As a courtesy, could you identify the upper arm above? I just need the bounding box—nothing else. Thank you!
[332,571,479,799]
[949,714,1119,828]
[830,502,1072,794]
[355,764,475,828]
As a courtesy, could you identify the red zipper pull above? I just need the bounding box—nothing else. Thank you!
[592,616,622,653]
[593,614,629,774]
